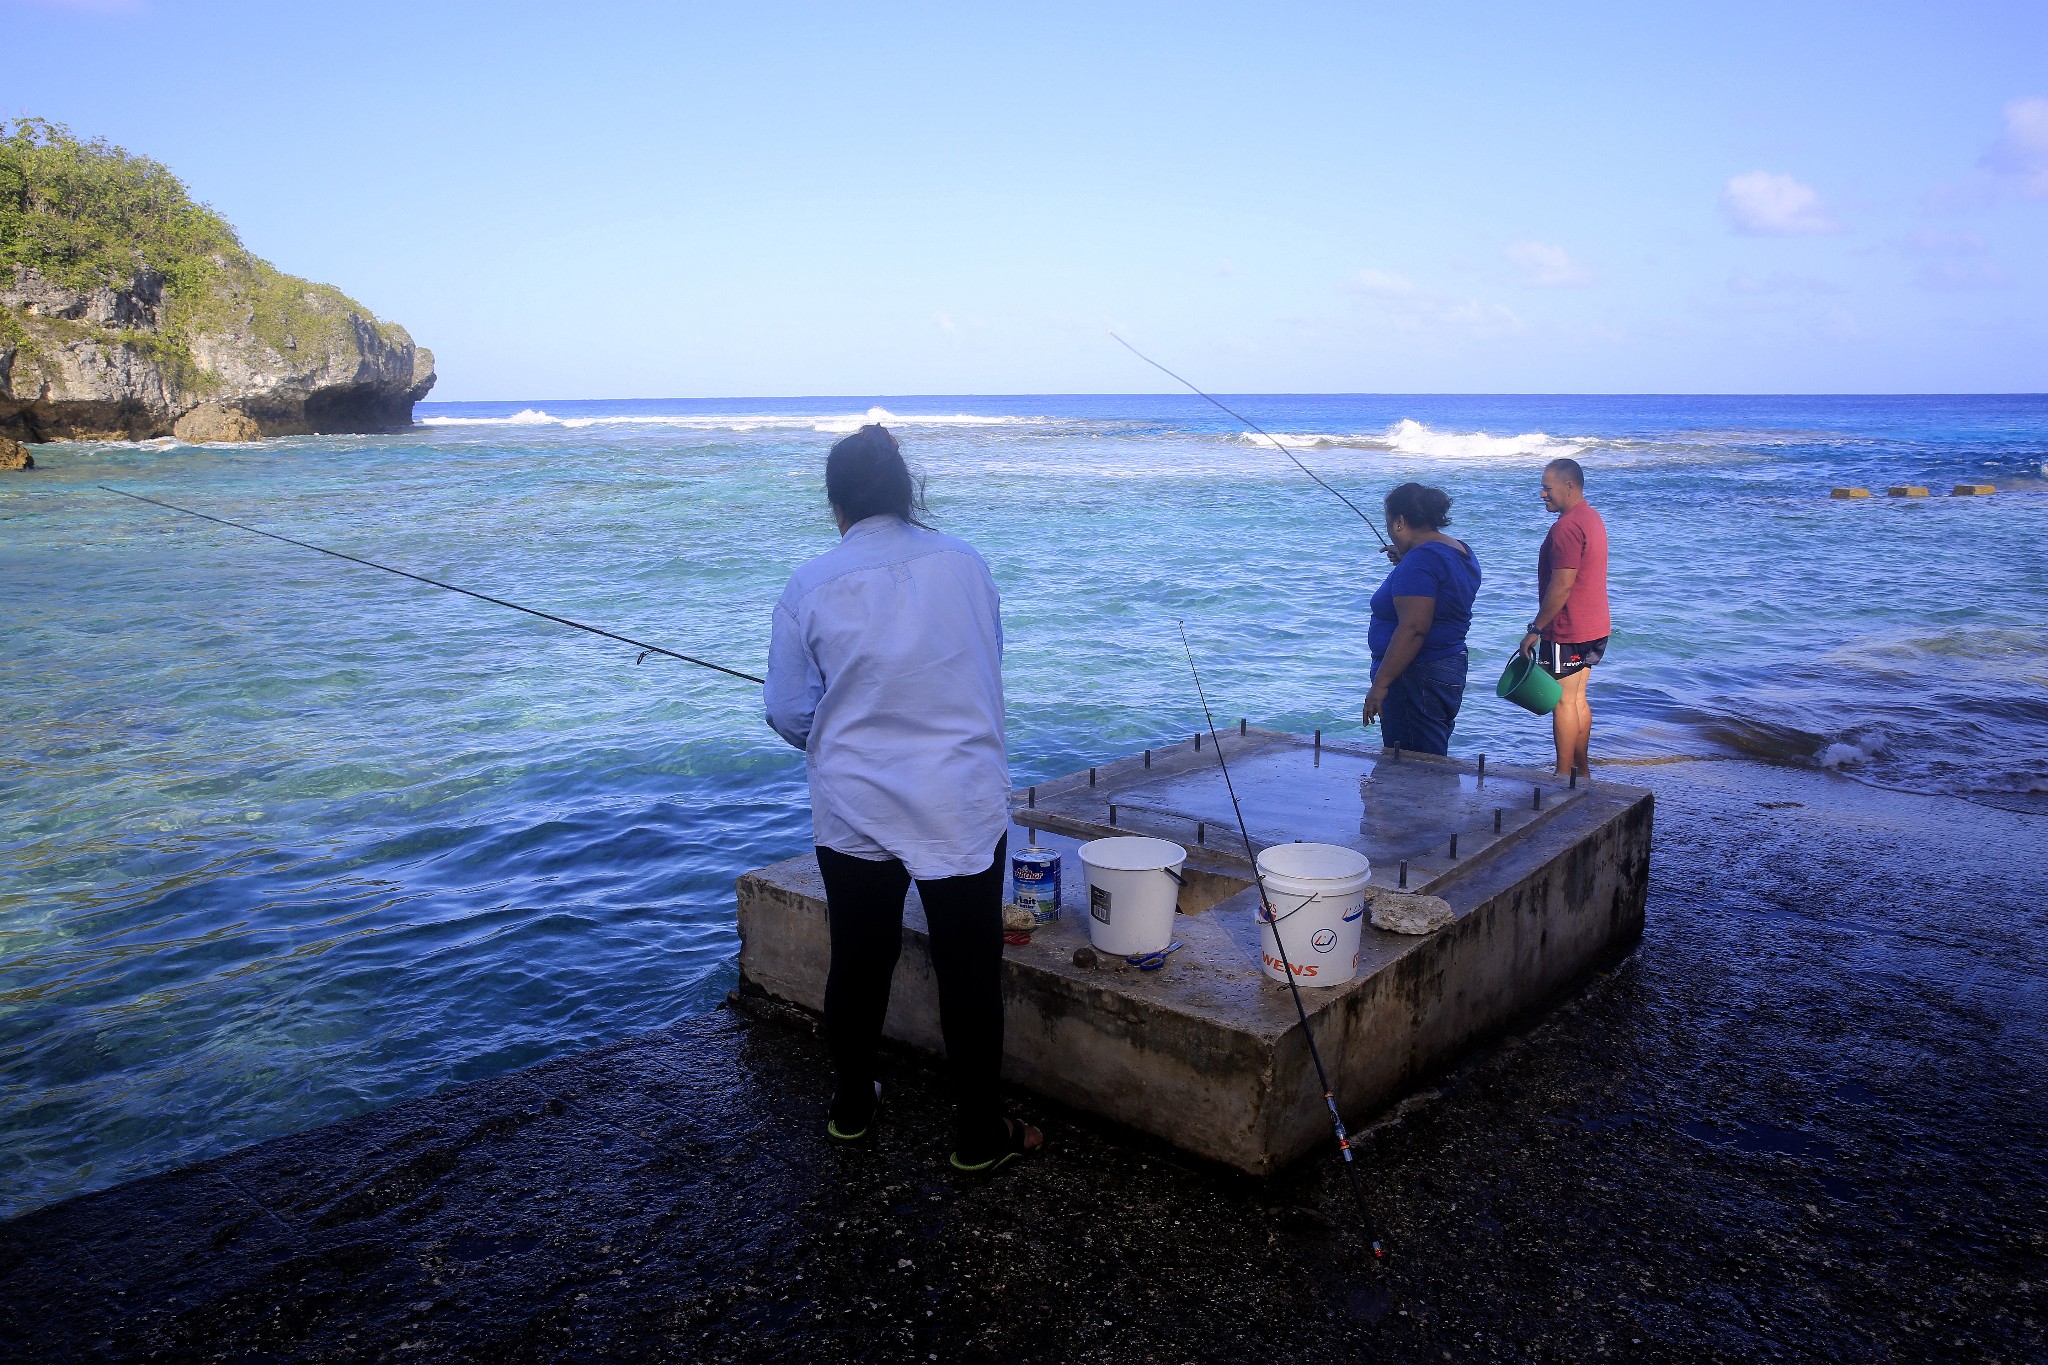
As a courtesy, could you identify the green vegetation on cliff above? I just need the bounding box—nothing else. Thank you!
[0,118,408,378]
[0,117,237,297]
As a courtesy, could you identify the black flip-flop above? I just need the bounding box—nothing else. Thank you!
[949,1118,1041,1174]
[826,1082,882,1144]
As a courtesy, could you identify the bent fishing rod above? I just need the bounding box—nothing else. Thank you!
[99,486,764,685]
[1178,621,1386,1259]
[1110,333,1392,553]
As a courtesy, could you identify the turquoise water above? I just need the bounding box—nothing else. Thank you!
[3,394,2044,1216]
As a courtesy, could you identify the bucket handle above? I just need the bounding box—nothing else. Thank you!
[1262,888,1371,926]
[1259,889,1325,925]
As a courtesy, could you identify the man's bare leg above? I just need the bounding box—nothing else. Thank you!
[1551,668,1591,777]
[1574,671,1593,777]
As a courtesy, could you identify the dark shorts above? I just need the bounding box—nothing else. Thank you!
[1375,650,1467,756]
[1538,637,1608,679]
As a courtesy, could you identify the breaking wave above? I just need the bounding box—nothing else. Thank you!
[1240,418,1586,461]
[1818,736,1884,771]
[418,405,1042,434]
[1608,625,2048,806]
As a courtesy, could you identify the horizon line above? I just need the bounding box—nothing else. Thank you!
[419,390,2048,404]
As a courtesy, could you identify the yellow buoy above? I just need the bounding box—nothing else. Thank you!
[1951,484,1997,496]
[1830,487,1872,499]
[1888,486,1930,498]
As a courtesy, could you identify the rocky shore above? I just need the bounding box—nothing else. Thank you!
[1,119,433,446]
[1,263,434,445]
[3,760,2041,1362]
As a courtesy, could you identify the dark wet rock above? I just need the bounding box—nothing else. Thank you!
[2,760,2044,1363]
[0,436,29,470]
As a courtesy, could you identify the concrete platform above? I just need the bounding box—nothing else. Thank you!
[737,728,1653,1175]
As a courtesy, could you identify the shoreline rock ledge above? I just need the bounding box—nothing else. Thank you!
[1,119,434,446]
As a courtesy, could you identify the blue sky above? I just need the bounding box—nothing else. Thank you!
[5,0,2045,397]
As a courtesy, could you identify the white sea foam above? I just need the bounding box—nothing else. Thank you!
[1238,419,1586,461]
[1380,418,1585,460]
[1820,736,1883,770]
[418,405,1042,434]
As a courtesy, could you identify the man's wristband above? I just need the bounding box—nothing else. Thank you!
[1526,620,1543,634]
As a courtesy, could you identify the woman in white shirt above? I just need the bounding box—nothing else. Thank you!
[764,425,1042,1173]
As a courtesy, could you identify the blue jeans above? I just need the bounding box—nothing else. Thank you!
[1376,650,1467,756]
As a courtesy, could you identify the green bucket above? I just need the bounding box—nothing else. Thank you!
[1496,648,1563,716]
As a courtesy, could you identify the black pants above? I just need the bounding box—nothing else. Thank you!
[815,835,1008,1156]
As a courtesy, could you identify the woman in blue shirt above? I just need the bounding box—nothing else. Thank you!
[1361,483,1482,755]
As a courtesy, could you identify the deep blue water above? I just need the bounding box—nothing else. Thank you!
[3,393,2043,1216]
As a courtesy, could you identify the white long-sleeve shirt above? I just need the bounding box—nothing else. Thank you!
[764,515,1009,879]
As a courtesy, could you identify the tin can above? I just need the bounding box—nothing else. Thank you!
[1012,845,1062,923]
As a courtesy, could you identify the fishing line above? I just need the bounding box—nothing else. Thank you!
[1178,620,1386,1259]
[100,485,765,685]
[1110,333,1392,551]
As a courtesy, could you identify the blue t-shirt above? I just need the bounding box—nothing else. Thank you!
[1368,539,1482,664]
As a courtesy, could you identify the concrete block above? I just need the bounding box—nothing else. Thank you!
[1830,487,1872,499]
[1951,484,1997,496]
[1887,486,1930,498]
[737,730,1652,1175]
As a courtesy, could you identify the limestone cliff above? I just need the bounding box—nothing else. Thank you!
[0,119,433,444]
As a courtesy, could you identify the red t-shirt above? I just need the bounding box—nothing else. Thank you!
[1538,500,1610,643]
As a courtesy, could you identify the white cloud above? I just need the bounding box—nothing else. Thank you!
[11,0,146,10]
[1727,273,1842,296]
[1343,268,1421,299]
[1339,268,1522,337]
[1817,306,1863,343]
[1893,228,2004,289]
[1722,171,1842,236]
[1982,96,2048,198]
[1504,240,1593,288]
[1901,228,1988,256]
[1916,259,2009,291]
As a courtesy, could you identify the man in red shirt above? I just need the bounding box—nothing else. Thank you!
[1519,457,1609,778]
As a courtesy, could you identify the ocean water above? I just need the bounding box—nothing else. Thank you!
[3,393,2044,1216]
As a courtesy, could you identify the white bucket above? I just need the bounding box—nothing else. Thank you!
[1077,836,1187,957]
[1254,843,1372,987]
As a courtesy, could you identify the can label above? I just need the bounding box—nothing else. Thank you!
[1013,847,1062,923]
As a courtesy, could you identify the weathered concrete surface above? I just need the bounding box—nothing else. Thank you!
[738,732,1653,1174]
[2,759,2043,1363]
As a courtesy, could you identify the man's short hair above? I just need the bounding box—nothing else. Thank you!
[1545,456,1584,488]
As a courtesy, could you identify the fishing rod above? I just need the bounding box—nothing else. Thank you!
[99,486,765,685]
[1178,621,1386,1259]
[1110,333,1392,552]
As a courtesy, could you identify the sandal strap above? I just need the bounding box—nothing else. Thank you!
[950,1118,1037,1171]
